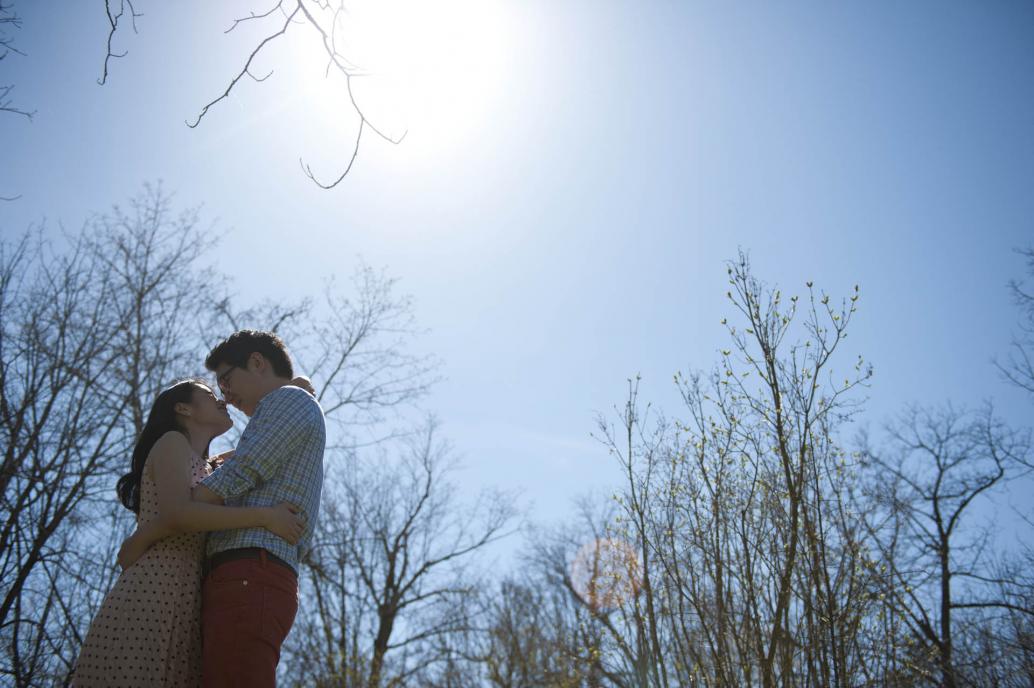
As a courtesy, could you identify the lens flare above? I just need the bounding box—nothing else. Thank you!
[569,538,641,611]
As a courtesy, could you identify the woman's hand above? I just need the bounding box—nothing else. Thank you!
[209,449,235,468]
[290,375,317,397]
[264,502,305,544]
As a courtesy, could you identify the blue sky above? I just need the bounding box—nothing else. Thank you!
[2,1,1032,532]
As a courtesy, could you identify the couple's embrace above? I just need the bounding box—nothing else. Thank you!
[72,330,326,688]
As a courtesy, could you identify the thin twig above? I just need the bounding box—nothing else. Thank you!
[287,1,408,187]
[301,120,364,189]
[98,0,141,86]
[224,0,285,35]
[187,0,407,188]
[186,3,300,128]
[0,84,33,120]
[0,0,26,60]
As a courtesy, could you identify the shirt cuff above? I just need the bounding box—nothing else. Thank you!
[202,464,254,500]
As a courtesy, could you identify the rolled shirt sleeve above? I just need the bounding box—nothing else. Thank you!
[203,387,319,500]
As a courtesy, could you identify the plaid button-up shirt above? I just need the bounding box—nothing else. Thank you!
[203,385,326,572]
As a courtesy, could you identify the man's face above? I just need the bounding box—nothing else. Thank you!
[214,355,262,417]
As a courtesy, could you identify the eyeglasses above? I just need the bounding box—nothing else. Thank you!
[216,367,237,391]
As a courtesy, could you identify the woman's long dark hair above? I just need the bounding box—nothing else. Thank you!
[116,378,209,513]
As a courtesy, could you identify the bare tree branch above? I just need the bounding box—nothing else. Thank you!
[191,0,405,187]
[97,0,141,86]
[186,3,299,128]
[996,246,1034,400]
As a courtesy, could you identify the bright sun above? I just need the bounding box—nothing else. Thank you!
[289,0,512,164]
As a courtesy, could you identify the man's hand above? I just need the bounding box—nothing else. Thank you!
[117,530,149,570]
[264,502,305,544]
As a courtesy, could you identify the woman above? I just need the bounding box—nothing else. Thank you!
[72,378,306,687]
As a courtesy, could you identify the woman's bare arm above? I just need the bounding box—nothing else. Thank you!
[117,432,302,569]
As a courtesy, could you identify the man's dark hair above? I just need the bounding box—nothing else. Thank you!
[205,330,295,379]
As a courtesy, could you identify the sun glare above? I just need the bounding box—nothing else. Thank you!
[291,0,512,164]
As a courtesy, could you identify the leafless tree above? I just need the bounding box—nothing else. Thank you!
[461,250,1032,687]
[523,498,630,688]
[284,418,518,687]
[488,252,1034,688]
[302,266,441,439]
[83,183,222,431]
[591,381,673,688]
[0,230,129,686]
[861,404,1032,687]
[435,558,610,688]
[618,252,870,687]
[515,252,877,687]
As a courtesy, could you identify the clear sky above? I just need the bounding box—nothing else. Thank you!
[2,1,1032,532]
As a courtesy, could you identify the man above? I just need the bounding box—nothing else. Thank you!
[194,330,326,687]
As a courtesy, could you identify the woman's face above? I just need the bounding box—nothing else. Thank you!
[189,384,234,437]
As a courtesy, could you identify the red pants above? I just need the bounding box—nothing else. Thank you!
[201,554,298,688]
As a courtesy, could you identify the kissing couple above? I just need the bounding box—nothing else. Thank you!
[72,329,326,688]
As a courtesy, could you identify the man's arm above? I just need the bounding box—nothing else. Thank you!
[117,431,309,569]
[202,388,318,502]
[117,496,304,569]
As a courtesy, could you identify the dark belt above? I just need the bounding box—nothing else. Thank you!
[204,547,296,578]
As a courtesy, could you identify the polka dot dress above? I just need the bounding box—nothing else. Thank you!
[72,449,211,687]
